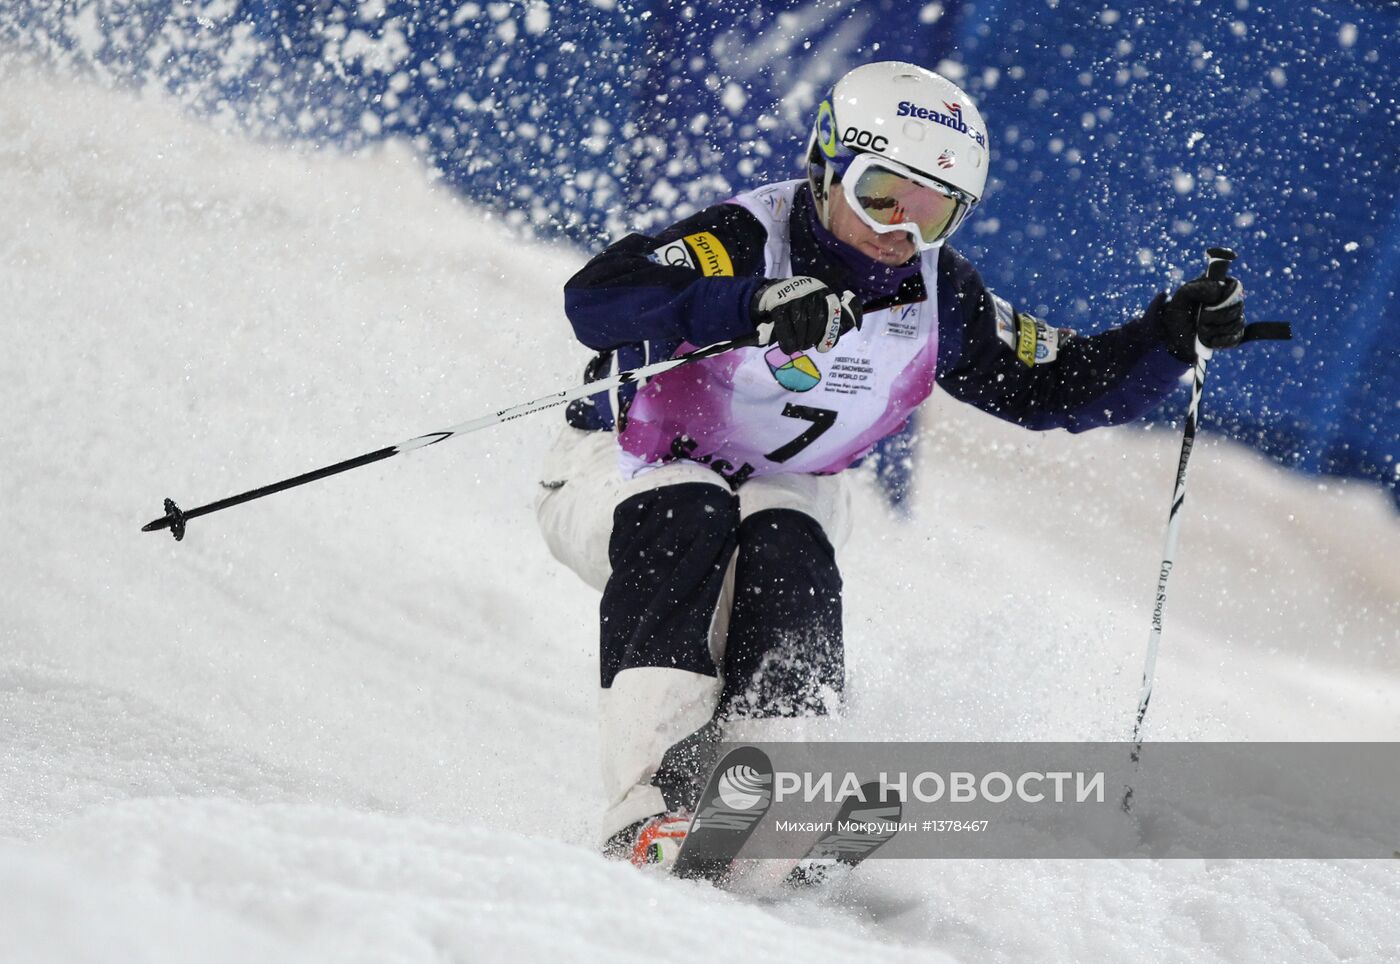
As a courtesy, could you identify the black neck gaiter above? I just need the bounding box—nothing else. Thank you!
[789,183,922,306]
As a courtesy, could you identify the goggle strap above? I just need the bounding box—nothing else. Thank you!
[820,164,837,226]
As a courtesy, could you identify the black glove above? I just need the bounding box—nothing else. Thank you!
[750,276,862,354]
[1161,275,1246,362]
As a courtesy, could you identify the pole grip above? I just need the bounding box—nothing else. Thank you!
[1204,246,1236,281]
[1194,247,1237,362]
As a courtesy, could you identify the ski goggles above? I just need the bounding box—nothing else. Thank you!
[839,152,974,250]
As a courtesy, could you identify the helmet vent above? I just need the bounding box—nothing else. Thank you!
[902,120,927,142]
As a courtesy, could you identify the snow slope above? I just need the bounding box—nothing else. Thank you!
[1,71,1397,963]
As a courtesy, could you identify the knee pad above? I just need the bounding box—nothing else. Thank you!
[601,482,739,688]
[721,507,844,717]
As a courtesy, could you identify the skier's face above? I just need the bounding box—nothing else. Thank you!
[828,184,919,266]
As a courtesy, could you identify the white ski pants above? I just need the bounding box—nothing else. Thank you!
[535,427,851,839]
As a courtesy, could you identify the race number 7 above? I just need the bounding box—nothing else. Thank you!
[765,404,837,463]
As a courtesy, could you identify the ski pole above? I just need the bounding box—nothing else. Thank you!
[1121,247,1291,812]
[141,332,759,541]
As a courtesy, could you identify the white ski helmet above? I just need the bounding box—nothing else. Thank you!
[807,61,990,248]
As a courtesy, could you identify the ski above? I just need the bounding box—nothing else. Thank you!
[783,780,903,889]
[671,745,774,883]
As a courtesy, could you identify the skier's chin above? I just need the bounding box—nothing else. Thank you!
[864,240,915,265]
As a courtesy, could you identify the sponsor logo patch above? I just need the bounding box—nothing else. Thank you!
[896,98,987,147]
[683,231,733,277]
[841,126,889,152]
[1016,313,1040,366]
[883,303,921,339]
[765,345,822,392]
[647,238,696,270]
[1016,312,1069,367]
[816,100,839,158]
[756,186,787,218]
[992,292,1017,348]
[992,292,1067,366]
[668,435,756,485]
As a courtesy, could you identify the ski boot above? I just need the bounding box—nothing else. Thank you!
[604,813,691,868]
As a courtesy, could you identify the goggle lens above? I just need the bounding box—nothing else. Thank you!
[851,165,963,245]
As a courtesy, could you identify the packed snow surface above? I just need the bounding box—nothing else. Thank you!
[2,72,1397,962]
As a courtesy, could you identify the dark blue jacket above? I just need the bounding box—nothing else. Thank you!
[563,183,1188,434]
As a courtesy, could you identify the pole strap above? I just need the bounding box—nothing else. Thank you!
[1240,321,1292,343]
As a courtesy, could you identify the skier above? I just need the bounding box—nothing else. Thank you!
[535,61,1246,868]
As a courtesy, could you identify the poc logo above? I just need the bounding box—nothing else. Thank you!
[841,126,888,152]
